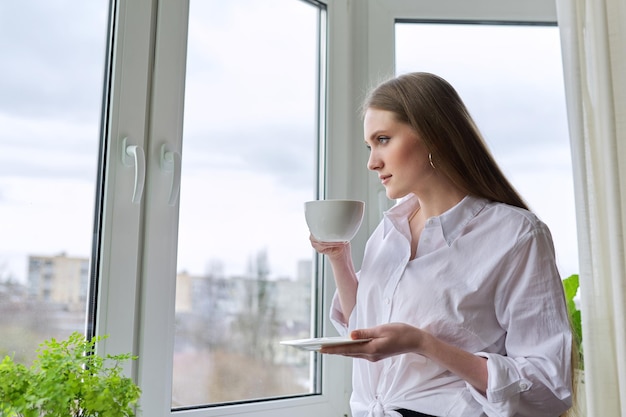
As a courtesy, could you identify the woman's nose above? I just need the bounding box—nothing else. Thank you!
[367,150,381,171]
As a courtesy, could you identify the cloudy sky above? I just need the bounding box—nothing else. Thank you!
[0,1,579,285]
[0,1,107,282]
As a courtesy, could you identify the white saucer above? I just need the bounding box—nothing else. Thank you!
[280,336,371,351]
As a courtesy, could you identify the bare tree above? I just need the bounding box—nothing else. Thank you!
[234,249,278,362]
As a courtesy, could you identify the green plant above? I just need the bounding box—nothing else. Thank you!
[0,332,141,417]
[563,274,583,368]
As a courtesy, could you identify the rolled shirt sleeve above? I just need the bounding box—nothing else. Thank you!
[467,350,571,417]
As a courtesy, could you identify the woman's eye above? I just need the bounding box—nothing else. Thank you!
[365,136,389,150]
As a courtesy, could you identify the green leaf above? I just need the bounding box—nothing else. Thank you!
[562,274,579,314]
[562,274,584,370]
[0,332,140,416]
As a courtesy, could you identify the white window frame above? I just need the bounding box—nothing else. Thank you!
[137,2,354,416]
[94,0,156,371]
[96,1,355,416]
[93,1,562,416]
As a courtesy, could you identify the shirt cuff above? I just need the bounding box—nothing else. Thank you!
[466,352,532,416]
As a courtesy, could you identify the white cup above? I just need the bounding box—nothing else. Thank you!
[305,199,365,242]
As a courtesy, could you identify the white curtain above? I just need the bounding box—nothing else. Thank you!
[556,0,626,415]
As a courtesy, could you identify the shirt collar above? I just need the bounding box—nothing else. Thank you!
[438,195,489,245]
[383,194,489,246]
[382,194,419,240]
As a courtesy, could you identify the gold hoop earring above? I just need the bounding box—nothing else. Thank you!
[429,153,436,169]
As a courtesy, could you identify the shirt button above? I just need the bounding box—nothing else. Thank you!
[520,382,530,390]
[384,297,391,305]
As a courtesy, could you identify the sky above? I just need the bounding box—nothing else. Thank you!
[175,0,320,278]
[0,1,107,282]
[0,1,579,285]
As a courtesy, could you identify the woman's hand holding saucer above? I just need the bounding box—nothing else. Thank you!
[320,323,426,362]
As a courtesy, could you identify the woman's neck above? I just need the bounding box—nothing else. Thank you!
[413,186,467,220]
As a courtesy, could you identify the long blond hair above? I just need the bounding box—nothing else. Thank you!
[362,72,528,210]
[364,72,579,416]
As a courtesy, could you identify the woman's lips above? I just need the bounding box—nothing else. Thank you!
[379,174,391,185]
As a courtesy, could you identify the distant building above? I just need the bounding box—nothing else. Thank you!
[174,259,313,341]
[27,253,89,311]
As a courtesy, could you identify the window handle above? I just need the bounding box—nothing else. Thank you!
[121,137,146,204]
[160,144,181,206]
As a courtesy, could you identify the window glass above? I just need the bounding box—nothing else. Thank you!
[172,0,324,408]
[0,2,108,362]
[395,23,578,277]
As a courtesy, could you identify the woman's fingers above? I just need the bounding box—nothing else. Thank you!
[309,235,351,258]
[320,323,423,362]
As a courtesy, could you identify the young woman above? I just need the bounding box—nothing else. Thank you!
[310,72,574,417]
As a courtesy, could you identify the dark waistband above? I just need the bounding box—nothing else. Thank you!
[395,409,437,417]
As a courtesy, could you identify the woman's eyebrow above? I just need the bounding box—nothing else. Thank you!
[365,130,386,143]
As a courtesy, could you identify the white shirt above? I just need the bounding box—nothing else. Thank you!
[330,194,573,417]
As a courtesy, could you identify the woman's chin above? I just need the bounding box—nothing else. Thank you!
[386,190,409,200]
